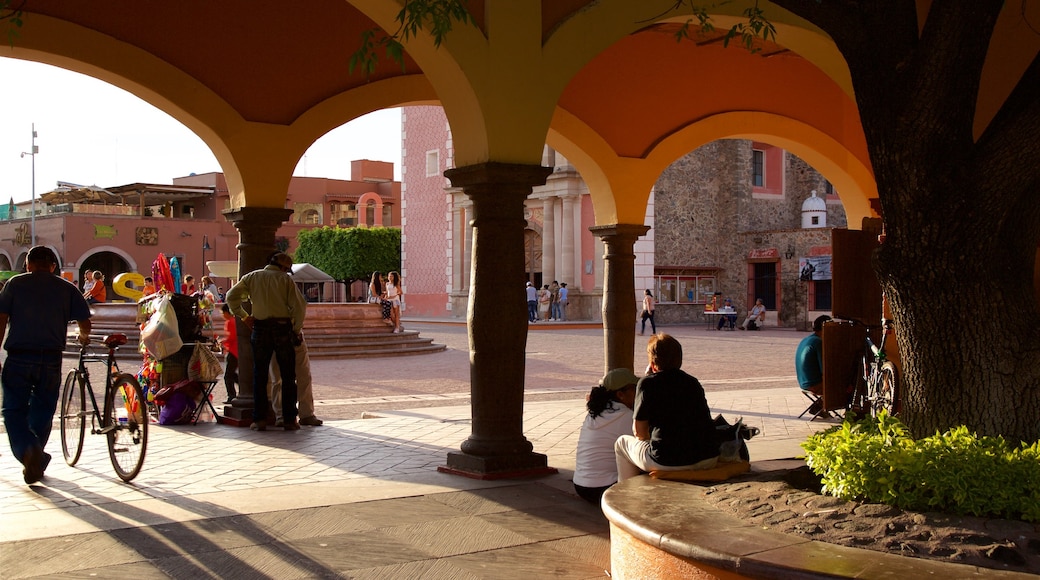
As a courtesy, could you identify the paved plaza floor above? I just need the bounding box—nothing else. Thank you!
[0,324,833,578]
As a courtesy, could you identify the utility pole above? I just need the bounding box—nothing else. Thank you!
[20,123,38,246]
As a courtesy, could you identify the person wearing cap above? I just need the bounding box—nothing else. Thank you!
[615,334,720,481]
[225,251,308,431]
[716,298,737,330]
[0,246,92,485]
[573,368,639,504]
[525,281,538,323]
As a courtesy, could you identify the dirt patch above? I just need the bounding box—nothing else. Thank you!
[702,467,1040,575]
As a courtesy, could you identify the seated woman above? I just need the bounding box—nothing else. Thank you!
[573,368,639,504]
[84,270,106,304]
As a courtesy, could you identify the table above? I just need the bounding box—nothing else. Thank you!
[704,310,738,331]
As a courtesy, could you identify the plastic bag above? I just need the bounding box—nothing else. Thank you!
[188,342,223,382]
[159,390,196,425]
[141,294,184,360]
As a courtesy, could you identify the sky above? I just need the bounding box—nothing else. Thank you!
[0,57,402,204]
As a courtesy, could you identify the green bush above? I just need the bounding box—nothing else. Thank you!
[801,411,1040,522]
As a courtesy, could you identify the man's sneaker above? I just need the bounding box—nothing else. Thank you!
[300,416,323,426]
[283,421,300,431]
[250,420,267,431]
[22,447,44,485]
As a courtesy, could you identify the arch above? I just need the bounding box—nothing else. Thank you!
[356,192,386,227]
[73,245,138,274]
[0,251,13,271]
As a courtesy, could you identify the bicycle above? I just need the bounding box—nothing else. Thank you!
[850,317,899,418]
[59,333,149,482]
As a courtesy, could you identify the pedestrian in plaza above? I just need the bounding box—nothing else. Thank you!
[81,269,94,294]
[795,315,832,418]
[0,246,92,485]
[639,289,656,335]
[370,271,392,325]
[386,271,404,333]
[615,333,720,481]
[525,281,538,322]
[200,276,219,300]
[573,368,638,504]
[270,334,323,427]
[538,284,552,321]
[550,280,561,320]
[142,276,156,297]
[84,270,106,304]
[716,298,737,330]
[225,252,308,431]
[219,303,239,404]
[558,282,569,321]
[181,274,196,295]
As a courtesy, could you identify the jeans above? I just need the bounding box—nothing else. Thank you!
[527,300,538,322]
[2,353,63,463]
[641,310,656,334]
[251,321,297,423]
[551,302,563,320]
[223,352,239,401]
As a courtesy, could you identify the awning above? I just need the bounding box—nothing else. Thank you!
[290,263,334,282]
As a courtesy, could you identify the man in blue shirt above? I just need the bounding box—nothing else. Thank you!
[795,315,831,415]
[0,246,92,484]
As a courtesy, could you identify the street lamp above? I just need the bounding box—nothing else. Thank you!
[201,234,212,275]
[19,123,38,246]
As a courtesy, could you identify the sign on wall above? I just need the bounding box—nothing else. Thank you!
[799,256,832,281]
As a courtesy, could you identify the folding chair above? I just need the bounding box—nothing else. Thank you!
[190,380,220,425]
[798,389,825,420]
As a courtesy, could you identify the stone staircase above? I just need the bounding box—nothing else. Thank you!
[86,302,446,359]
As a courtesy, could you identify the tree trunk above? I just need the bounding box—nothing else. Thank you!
[773,0,1040,442]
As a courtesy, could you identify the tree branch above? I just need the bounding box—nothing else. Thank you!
[975,51,1040,198]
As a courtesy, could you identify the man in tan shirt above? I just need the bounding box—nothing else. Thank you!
[225,252,308,431]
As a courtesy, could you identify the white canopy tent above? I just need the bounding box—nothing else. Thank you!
[205,260,340,302]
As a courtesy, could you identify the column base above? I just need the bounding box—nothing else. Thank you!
[439,451,558,480]
[220,405,254,427]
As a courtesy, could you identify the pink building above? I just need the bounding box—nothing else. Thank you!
[0,160,400,300]
[402,106,601,319]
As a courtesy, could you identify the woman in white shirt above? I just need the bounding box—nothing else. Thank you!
[385,271,403,333]
[573,368,639,504]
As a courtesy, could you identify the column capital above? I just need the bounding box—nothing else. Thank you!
[590,223,651,243]
[445,162,552,192]
[223,206,294,228]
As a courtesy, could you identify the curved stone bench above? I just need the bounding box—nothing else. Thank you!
[601,473,1024,579]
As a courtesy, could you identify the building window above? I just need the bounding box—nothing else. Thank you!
[301,209,320,224]
[426,150,440,177]
[382,204,393,227]
[752,150,764,187]
[655,275,716,304]
[809,279,832,310]
[335,203,358,227]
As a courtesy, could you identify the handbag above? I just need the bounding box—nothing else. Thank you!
[141,294,184,360]
[714,415,760,462]
[188,341,223,381]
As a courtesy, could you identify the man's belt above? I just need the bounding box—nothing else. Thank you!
[253,317,292,325]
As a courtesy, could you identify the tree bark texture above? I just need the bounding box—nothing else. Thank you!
[774,1,1040,441]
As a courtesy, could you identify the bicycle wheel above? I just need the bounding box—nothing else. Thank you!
[105,374,148,481]
[872,361,899,416]
[60,370,86,466]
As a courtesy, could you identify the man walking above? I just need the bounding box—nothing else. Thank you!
[226,252,308,431]
[0,246,92,484]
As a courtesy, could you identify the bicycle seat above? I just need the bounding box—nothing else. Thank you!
[103,334,128,347]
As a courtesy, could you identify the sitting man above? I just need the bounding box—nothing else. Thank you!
[716,298,737,330]
[740,298,767,330]
[615,334,720,481]
[795,315,832,416]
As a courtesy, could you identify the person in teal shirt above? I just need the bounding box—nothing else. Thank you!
[795,315,831,394]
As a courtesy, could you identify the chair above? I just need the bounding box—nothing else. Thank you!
[798,389,825,420]
[190,381,219,425]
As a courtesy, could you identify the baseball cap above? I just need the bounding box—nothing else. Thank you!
[599,368,639,391]
[526,281,532,286]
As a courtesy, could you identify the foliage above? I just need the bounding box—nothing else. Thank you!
[1,0,24,44]
[802,411,1040,522]
[295,226,400,283]
[350,0,474,76]
[668,1,777,52]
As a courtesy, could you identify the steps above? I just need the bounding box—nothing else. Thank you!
[84,302,446,359]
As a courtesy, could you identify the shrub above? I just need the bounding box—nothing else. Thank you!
[801,411,1040,522]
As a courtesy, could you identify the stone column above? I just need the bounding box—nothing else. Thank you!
[221,206,294,424]
[451,205,465,293]
[541,196,556,284]
[561,194,577,288]
[441,162,555,478]
[591,224,650,374]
